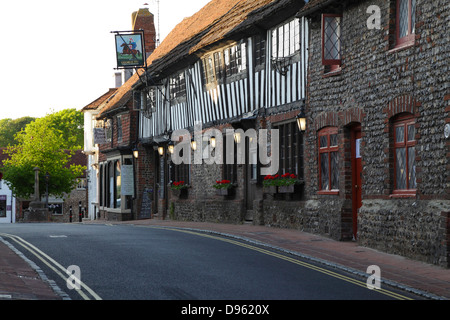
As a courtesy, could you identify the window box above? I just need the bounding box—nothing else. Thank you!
[278,185,294,193]
[172,187,188,199]
[263,186,277,195]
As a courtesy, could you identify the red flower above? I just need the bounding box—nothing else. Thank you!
[290,174,296,179]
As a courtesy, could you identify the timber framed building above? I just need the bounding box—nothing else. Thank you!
[89,0,450,267]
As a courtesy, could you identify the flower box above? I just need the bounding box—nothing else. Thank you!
[172,188,188,198]
[263,186,277,194]
[171,181,188,199]
[217,188,231,196]
[278,185,294,193]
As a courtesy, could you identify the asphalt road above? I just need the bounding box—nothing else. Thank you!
[0,223,422,303]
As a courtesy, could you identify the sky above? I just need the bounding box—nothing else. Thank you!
[0,0,211,120]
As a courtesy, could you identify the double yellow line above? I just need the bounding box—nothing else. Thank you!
[149,226,414,300]
[0,232,102,300]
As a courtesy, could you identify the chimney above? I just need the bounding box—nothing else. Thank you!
[132,8,156,58]
[114,72,123,88]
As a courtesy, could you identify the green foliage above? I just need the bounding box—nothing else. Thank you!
[0,109,85,199]
[0,117,36,147]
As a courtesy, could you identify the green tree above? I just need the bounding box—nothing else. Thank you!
[0,117,36,147]
[0,109,85,199]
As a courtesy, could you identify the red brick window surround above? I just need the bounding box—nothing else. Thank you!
[396,0,416,47]
[321,14,342,72]
[318,127,339,194]
[392,114,416,196]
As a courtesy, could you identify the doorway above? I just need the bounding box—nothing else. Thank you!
[244,136,257,220]
[351,125,362,240]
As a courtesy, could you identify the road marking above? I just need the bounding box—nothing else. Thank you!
[149,226,413,300]
[49,235,67,238]
[0,232,102,300]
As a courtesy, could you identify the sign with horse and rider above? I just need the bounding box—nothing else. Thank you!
[114,32,145,68]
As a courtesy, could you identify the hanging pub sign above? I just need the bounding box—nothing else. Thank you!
[114,32,146,68]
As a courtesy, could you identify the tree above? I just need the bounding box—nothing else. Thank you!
[0,109,85,199]
[0,117,36,147]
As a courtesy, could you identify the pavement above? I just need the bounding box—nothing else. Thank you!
[0,218,449,300]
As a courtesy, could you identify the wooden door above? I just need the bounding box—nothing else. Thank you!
[245,137,257,214]
[351,126,362,240]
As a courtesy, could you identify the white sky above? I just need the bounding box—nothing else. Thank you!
[0,0,211,120]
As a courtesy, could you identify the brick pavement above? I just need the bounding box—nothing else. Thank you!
[0,219,449,300]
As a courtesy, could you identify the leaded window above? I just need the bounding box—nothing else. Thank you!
[254,34,266,68]
[169,71,186,100]
[277,121,304,179]
[397,0,416,46]
[322,14,342,66]
[271,18,300,59]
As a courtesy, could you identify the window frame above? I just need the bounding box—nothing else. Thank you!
[276,121,304,179]
[392,115,417,196]
[321,14,342,68]
[169,71,187,101]
[201,42,247,88]
[271,18,301,60]
[318,127,339,195]
[395,0,416,47]
[223,133,238,184]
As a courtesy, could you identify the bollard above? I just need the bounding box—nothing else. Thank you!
[69,206,72,223]
[79,201,82,222]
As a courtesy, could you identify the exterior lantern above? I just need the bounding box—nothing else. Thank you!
[296,108,306,132]
[158,146,164,156]
[234,132,241,144]
[132,147,139,159]
[191,138,197,151]
[210,137,216,148]
[168,143,174,154]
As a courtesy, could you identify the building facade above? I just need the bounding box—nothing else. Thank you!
[0,149,16,223]
[298,0,449,267]
[90,0,449,267]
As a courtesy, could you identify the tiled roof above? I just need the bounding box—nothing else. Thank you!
[189,0,276,54]
[81,88,118,112]
[98,0,305,118]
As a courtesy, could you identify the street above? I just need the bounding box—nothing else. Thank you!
[0,223,423,302]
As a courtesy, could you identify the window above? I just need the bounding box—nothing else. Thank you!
[254,34,266,68]
[77,178,87,190]
[117,116,122,142]
[318,127,339,193]
[169,71,186,101]
[105,119,112,143]
[172,162,190,186]
[393,115,416,194]
[396,0,416,46]
[201,42,247,86]
[277,121,304,179]
[0,196,6,218]
[202,55,215,85]
[224,43,246,77]
[115,161,121,208]
[271,19,300,59]
[223,134,237,183]
[322,14,342,69]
